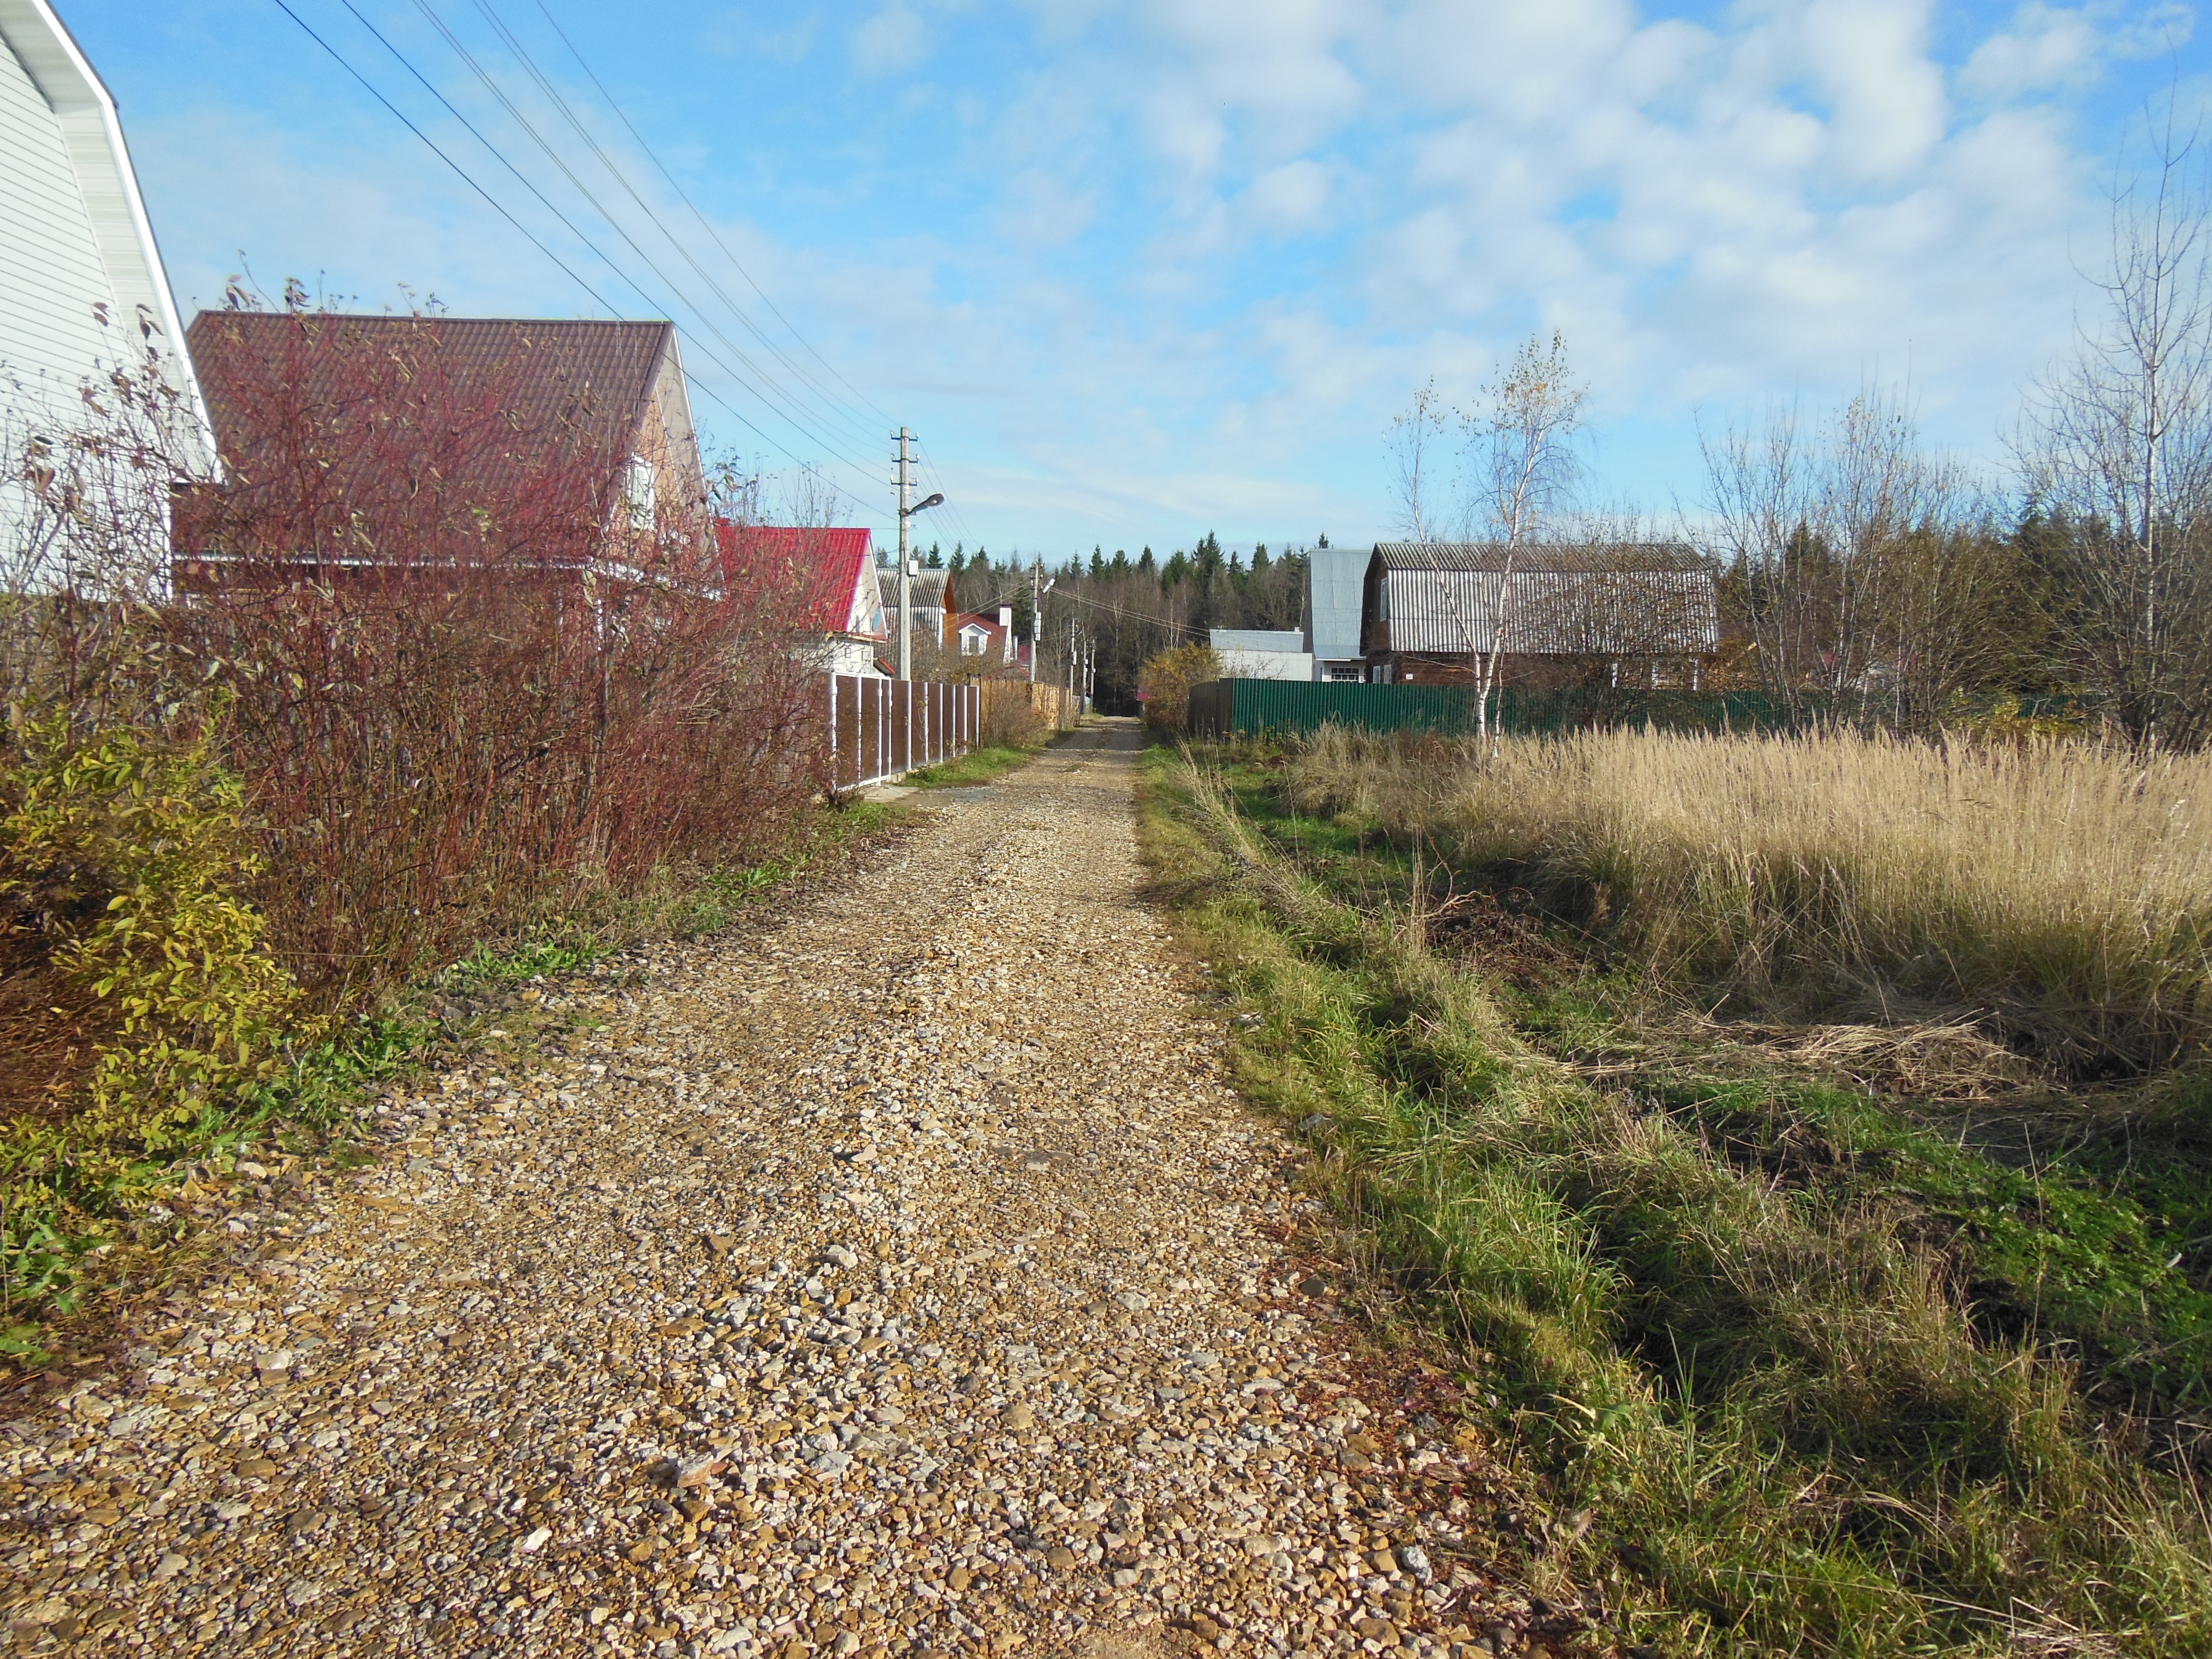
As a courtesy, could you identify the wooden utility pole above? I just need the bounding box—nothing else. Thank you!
[896,427,913,683]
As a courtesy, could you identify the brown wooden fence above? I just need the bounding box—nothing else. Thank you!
[978,680,1082,737]
[827,675,981,790]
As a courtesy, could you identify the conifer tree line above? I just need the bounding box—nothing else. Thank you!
[902,532,1318,712]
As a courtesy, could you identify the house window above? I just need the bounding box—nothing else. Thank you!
[959,625,990,656]
[624,455,656,526]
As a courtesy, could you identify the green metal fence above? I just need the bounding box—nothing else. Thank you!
[1186,679,1808,739]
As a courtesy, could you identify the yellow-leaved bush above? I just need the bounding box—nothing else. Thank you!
[1137,642,1222,734]
[1,719,310,1147]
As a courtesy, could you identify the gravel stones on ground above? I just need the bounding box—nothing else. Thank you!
[0,724,1552,1659]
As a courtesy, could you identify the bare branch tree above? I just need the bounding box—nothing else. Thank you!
[1,307,206,733]
[2022,94,2212,747]
[1386,379,1450,545]
[1701,385,2006,728]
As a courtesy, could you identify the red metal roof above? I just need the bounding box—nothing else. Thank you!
[716,523,877,635]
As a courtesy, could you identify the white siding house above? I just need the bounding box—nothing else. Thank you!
[1,0,209,557]
[1210,627,1314,681]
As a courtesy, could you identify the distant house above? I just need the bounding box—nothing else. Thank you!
[174,313,704,590]
[719,524,883,677]
[1303,547,1370,681]
[950,605,1027,672]
[1209,627,1313,681]
[1,0,212,548]
[1360,542,1719,686]
[876,565,950,647]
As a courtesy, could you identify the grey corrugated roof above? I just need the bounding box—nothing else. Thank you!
[876,567,949,611]
[1306,547,1370,660]
[1373,541,1708,574]
[1210,629,1305,652]
[1371,541,1719,656]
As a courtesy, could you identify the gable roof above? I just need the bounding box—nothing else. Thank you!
[1372,541,1708,574]
[1306,546,1370,660]
[187,313,673,486]
[877,566,950,613]
[1367,541,1718,656]
[718,523,876,635]
[0,0,211,463]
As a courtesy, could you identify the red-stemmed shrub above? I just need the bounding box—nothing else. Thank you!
[170,302,828,1003]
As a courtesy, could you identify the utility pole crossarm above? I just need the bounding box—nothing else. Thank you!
[896,427,912,684]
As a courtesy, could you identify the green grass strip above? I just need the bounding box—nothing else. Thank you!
[1139,743,2212,1659]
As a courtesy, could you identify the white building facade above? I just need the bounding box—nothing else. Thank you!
[1210,627,1314,681]
[1,0,210,563]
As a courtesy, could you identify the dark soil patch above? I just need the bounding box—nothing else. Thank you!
[1423,888,1586,994]
[0,926,113,1126]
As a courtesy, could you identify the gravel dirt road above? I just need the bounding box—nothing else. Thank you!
[2,721,1542,1659]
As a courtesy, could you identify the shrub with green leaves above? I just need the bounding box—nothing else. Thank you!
[1,719,308,1148]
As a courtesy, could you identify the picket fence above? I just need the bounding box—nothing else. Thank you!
[827,674,980,791]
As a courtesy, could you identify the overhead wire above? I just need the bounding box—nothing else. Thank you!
[276,0,946,536]
[308,0,883,520]
[267,0,619,317]
[488,2,944,547]
[396,0,889,497]
[527,0,898,434]
[468,0,890,461]
[908,434,977,555]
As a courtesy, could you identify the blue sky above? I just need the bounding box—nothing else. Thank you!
[62,0,2209,556]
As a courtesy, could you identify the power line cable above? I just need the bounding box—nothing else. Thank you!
[397,0,887,490]
[910,435,980,554]
[275,0,886,522]
[469,0,889,459]
[528,0,898,433]
[269,0,618,316]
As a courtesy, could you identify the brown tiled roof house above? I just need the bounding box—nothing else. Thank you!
[174,312,705,586]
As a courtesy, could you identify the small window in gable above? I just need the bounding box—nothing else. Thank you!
[959,625,989,656]
[624,455,656,525]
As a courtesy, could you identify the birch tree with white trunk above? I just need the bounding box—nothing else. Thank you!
[1468,331,1585,747]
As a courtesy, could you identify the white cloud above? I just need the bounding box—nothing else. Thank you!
[1800,0,1948,179]
[98,0,2191,550]
[1961,4,2104,97]
[1241,158,1333,235]
[701,11,820,64]
[852,5,930,78]
[819,0,2141,540]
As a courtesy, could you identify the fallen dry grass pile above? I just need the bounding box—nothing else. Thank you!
[1290,724,2212,1077]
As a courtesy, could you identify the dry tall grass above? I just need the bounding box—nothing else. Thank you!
[1154,749,2212,1655]
[1290,726,2212,1074]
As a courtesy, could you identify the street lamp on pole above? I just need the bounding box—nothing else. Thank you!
[892,427,946,683]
